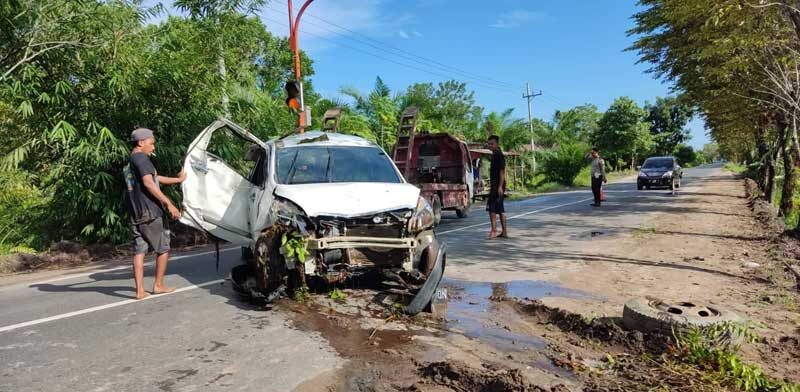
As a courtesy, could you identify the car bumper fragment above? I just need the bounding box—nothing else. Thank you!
[306,236,416,250]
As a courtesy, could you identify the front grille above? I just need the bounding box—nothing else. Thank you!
[345,224,402,238]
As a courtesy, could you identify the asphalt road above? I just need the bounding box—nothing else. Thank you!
[0,163,724,392]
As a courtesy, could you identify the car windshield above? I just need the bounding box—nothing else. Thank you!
[642,158,673,170]
[276,146,402,185]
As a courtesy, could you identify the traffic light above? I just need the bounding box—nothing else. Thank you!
[285,80,301,110]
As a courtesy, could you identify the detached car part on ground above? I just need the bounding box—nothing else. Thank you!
[180,119,446,315]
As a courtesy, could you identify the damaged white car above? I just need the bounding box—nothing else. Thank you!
[180,119,445,314]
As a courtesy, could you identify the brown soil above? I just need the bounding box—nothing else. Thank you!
[288,172,800,391]
[0,223,212,274]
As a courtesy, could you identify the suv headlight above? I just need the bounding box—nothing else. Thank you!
[638,171,646,177]
[662,171,673,178]
[408,196,434,232]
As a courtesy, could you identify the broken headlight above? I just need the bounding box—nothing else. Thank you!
[408,196,434,233]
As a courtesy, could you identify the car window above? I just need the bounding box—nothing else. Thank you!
[277,146,401,184]
[642,158,674,169]
[206,128,258,180]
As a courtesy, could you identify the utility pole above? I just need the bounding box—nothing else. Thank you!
[523,82,542,175]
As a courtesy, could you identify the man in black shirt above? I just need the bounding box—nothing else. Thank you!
[125,128,186,299]
[486,135,508,239]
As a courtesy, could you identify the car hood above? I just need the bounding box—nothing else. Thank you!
[274,182,420,217]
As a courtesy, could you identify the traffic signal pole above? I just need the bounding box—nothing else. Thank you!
[287,0,315,132]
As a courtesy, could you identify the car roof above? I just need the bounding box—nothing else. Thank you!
[644,156,675,161]
[274,130,378,148]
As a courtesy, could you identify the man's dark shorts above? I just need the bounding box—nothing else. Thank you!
[131,218,170,255]
[486,193,505,214]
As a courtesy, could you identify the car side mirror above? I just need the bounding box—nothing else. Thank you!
[636,165,641,170]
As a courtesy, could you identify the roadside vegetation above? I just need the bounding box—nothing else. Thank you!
[0,0,749,257]
[629,0,800,238]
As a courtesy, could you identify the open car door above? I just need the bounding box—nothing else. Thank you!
[180,119,266,246]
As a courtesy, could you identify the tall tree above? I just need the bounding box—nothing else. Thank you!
[644,96,693,155]
[174,0,266,118]
[553,104,602,143]
[594,97,652,169]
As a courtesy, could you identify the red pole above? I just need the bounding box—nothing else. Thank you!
[287,0,314,131]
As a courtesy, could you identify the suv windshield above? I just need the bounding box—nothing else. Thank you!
[276,146,402,185]
[642,158,674,170]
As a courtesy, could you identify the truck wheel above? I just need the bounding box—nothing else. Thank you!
[431,195,442,226]
[455,201,470,218]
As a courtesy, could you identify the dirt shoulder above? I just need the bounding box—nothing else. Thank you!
[287,170,799,391]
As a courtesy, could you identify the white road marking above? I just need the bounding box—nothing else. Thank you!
[0,279,225,333]
[439,197,594,235]
[0,247,239,291]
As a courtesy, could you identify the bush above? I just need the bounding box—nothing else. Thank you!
[0,171,50,254]
[539,143,589,185]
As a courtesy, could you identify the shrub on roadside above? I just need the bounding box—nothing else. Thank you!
[0,171,50,254]
[539,143,588,186]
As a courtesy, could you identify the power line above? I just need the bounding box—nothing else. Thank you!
[259,15,520,94]
[265,1,517,90]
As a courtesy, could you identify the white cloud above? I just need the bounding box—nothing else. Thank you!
[489,10,545,29]
[412,30,423,38]
[398,30,410,39]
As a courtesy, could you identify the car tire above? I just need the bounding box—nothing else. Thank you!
[431,195,442,226]
[645,185,651,190]
[254,232,288,296]
[404,244,446,315]
[622,297,742,335]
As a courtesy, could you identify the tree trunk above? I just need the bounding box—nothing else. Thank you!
[766,142,778,202]
[216,18,230,118]
[756,115,770,191]
[778,114,797,219]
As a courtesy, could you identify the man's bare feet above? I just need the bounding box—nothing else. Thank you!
[136,291,150,300]
[152,285,176,295]
[487,231,499,239]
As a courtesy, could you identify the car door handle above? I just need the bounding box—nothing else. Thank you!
[191,162,209,174]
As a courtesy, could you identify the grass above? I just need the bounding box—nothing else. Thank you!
[328,288,347,302]
[674,322,800,392]
[506,167,637,201]
[724,162,747,174]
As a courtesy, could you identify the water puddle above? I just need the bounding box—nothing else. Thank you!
[434,279,589,353]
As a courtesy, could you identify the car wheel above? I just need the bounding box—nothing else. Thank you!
[254,232,288,297]
[645,185,651,190]
[405,244,446,315]
[431,195,442,226]
[622,297,742,336]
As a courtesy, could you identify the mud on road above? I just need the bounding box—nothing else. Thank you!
[285,171,799,391]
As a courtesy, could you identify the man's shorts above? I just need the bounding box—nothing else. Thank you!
[131,218,170,255]
[486,193,505,214]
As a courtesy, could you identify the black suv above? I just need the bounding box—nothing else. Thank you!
[637,156,682,190]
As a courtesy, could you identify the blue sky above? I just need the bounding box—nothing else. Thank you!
[151,0,709,149]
